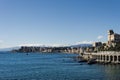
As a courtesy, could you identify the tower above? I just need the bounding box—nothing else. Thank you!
[108,30,114,46]
[108,30,114,42]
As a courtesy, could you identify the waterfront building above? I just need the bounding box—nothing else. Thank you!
[93,42,102,47]
[108,30,120,47]
[92,42,102,52]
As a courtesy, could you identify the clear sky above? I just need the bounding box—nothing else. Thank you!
[0,0,120,48]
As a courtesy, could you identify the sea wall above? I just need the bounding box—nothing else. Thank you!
[83,51,120,64]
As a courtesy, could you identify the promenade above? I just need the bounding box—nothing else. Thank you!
[83,51,120,64]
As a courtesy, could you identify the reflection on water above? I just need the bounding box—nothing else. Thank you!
[103,64,120,80]
[0,52,120,80]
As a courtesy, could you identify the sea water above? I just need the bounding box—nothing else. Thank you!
[0,52,120,80]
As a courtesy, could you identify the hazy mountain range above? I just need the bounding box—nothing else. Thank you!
[70,44,92,47]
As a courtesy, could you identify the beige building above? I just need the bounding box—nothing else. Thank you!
[108,30,120,47]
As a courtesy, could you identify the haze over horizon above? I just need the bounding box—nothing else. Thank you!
[0,0,120,48]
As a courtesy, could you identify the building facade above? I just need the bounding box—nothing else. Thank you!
[108,30,120,47]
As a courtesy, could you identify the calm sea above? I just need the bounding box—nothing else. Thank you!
[0,52,120,80]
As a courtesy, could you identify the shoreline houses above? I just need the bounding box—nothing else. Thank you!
[13,30,120,54]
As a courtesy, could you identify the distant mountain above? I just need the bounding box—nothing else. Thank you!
[0,47,20,51]
[70,44,92,47]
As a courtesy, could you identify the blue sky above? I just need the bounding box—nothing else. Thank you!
[0,0,120,48]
